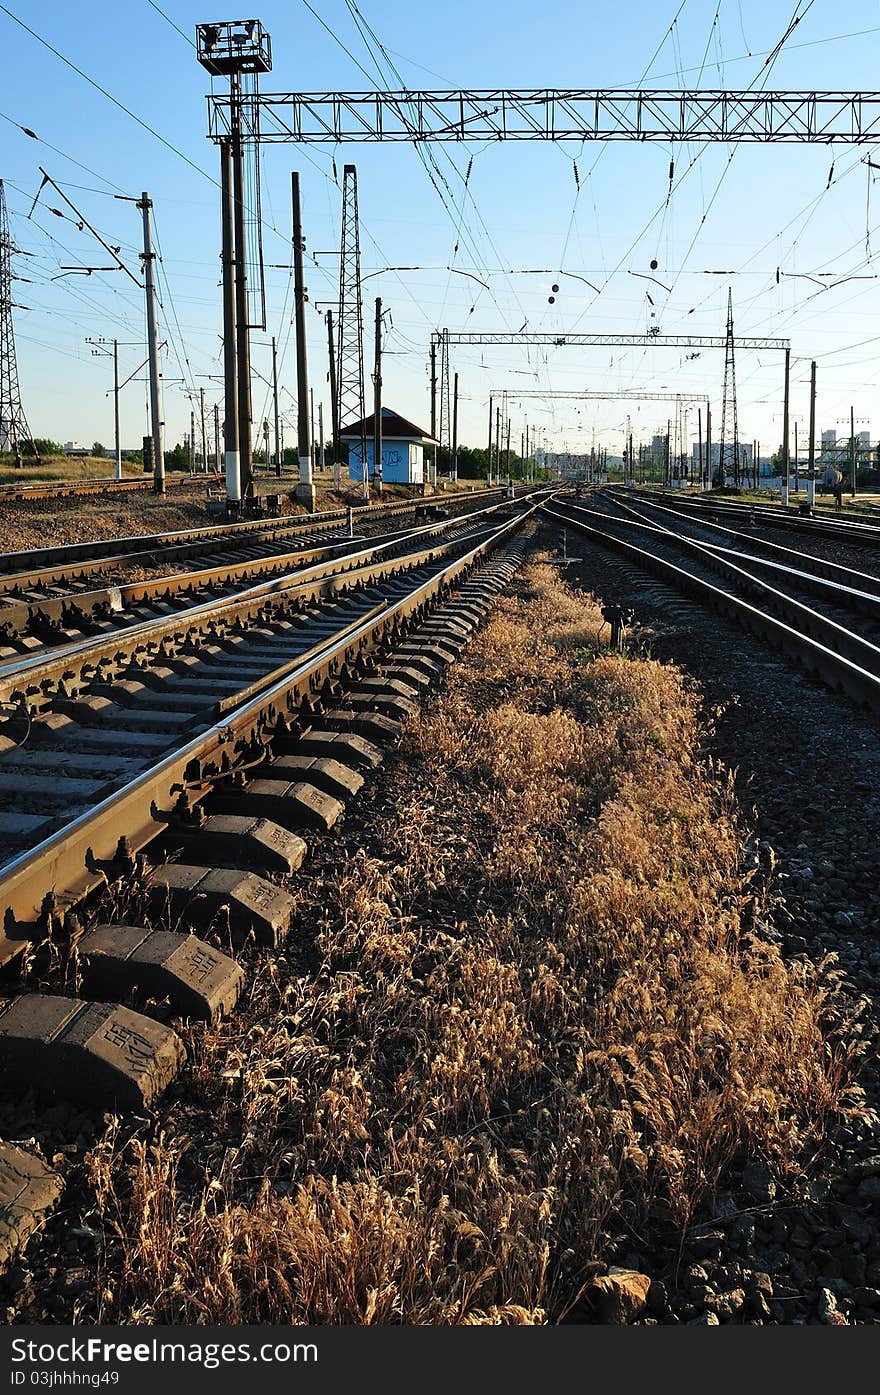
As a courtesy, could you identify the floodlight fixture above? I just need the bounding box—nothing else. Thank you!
[196,19,271,76]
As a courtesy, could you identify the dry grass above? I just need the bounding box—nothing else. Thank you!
[84,562,864,1325]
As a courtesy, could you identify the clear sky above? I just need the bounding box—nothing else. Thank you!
[3,0,880,460]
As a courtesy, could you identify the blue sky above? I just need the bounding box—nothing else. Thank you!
[3,0,880,459]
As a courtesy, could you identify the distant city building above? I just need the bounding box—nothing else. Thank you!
[821,429,837,449]
[692,442,754,472]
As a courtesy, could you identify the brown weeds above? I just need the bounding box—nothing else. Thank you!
[84,562,863,1324]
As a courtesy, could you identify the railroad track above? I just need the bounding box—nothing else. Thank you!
[0,498,538,1268]
[0,494,526,658]
[0,484,518,587]
[542,492,880,711]
[0,472,211,503]
[614,484,880,546]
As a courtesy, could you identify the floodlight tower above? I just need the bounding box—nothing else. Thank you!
[196,19,271,511]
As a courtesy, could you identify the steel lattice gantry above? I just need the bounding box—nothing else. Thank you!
[205,89,880,144]
[489,390,708,402]
[433,332,789,351]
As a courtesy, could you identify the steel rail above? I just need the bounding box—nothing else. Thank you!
[597,490,880,601]
[0,474,207,504]
[0,502,539,952]
[618,486,880,544]
[0,485,521,579]
[0,532,503,710]
[582,495,880,647]
[0,499,528,704]
[541,502,880,709]
[0,494,526,643]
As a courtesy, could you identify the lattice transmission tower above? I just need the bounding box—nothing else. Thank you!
[0,180,37,466]
[336,164,367,475]
[718,287,739,486]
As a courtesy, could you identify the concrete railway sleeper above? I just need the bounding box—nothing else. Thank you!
[0,544,525,873]
[542,501,880,712]
[584,492,880,639]
[598,489,880,598]
[0,484,526,585]
[0,493,526,656]
[0,506,527,721]
[0,523,531,1273]
[617,484,880,546]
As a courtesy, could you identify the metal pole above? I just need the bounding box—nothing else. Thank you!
[665,421,671,486]
[706,403,712,487]
[318,401,325,474]
[327,309,340,486]
[430,337,437,491]
[291,171,314,508]
[505,416,511,487]
[230,81,253,503]
[807,360,817,506]
[373,296,383,495]
[782,346,790,495]
[138,192,164,495]
[190,410,196,472]
[112,338,122,481]
[487,393,493,486]
[199,387,207,473]
[451,371,458,482]
[496,406,501,487]
[272,336,281,477]
[310,386,316,476]
[213,401,220,476]
[220,138,240,505]
[851,404,856,498]
[794,420,799,492]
